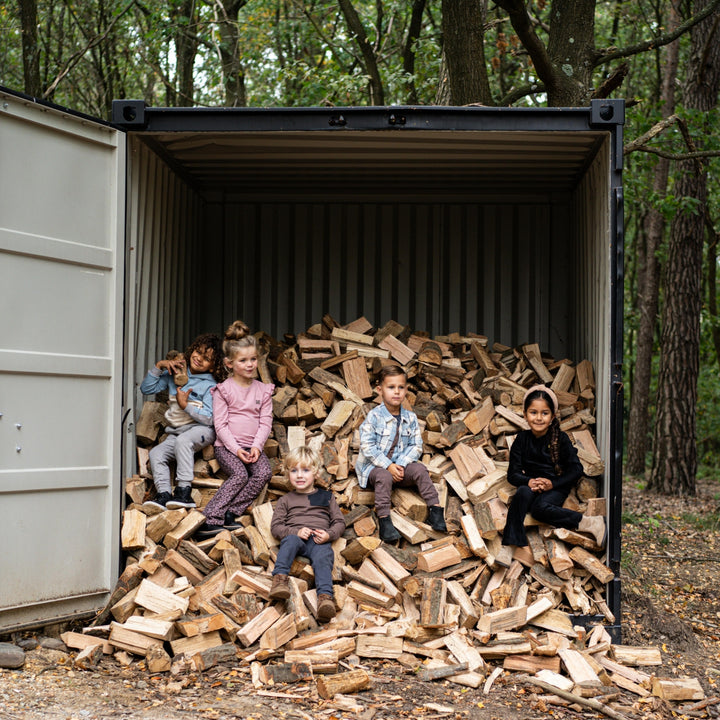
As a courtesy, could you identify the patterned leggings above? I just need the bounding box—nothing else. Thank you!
[202,445,272,524]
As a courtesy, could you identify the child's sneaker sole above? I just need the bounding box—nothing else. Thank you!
[196,524,224,539]
[142,499,166,510]
[166,499,197,509]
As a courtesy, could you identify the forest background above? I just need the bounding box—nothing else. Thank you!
[1,0,719,499]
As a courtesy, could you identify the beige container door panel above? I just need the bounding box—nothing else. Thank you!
[0,91,125,630]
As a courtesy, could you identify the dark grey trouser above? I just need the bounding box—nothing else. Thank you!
[368,461,439,517]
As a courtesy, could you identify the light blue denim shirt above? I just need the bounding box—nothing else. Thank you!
[355,403,423,487]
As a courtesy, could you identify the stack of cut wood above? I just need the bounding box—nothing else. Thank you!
[67,317,703,707]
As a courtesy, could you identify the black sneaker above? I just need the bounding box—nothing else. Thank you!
[427,505,447,533]
[196,522,225,539]
[143,491,172,510]
[166,485,196,509]
[224,511,242,530]
[378,515,401,543]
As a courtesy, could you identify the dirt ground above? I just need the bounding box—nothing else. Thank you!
[2,478,719,720]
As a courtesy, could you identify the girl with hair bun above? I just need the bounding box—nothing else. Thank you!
[502,384,606,548]
[197,320,275,538]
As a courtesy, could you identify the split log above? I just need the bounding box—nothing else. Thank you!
[317,669,371,699]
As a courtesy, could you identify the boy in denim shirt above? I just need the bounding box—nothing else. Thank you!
[355,365,447,542]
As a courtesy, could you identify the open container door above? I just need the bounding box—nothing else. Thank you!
[0,89,126,631]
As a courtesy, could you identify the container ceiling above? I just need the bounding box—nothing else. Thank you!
[139,130,607,197]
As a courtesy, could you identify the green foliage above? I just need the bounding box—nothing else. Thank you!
[696,359,720,470]
[2,1,720,482]
[0,3,23,91]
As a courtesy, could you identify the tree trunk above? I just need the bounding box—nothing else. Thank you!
[337,0,385,105]
[214,0,248,107]
[169,0,199,106]
[648,0,720,495]
[402,0,426,104]
[545,0,596,106]
[625,0,681,476]
[440,0,493,105]
[494,0,597,107]
[15,0,42,96]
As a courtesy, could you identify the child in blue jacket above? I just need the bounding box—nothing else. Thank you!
[140,333,224,510]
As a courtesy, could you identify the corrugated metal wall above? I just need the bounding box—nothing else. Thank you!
[125,140,204,419]
[127,133,611,483]
[201,195,575,356]
[574,137,612,475]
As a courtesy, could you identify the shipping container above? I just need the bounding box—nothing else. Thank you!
[0,87,624,636]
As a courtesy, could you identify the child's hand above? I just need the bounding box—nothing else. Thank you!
[237,448,252,463]
[389,463,405,482]
[297,527,314,540]
[157,357,185,374]
[311,529,330,544]
[176,386,191,409]
[247,447,261,463]
[529,477,552,492]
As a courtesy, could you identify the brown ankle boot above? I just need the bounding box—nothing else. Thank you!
[269,573,290,600]
[317,593,336,622]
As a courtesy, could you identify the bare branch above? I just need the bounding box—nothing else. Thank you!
[624,113,718,167]
[290,0,349,73]
[493,0,555,89]
[499,82,546,106]
[629,146,720,161]
[42,0,137,99]
[591,62,629,99]
[595,0,720,67]
[337,0,385,104]
[624,114,680,155]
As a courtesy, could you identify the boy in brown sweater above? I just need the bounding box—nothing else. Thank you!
[269,446,345,622]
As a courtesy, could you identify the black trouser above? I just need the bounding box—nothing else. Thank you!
[502,485,581,546]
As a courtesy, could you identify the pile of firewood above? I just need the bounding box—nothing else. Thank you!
[61,317,705,707]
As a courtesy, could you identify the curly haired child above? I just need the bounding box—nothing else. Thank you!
[141,333,225,510]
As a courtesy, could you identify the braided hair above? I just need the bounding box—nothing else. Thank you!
[523,388,562,476]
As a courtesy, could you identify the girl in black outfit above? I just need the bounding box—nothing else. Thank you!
[501,385,606,548]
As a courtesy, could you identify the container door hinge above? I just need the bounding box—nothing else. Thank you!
[112,100,147,127]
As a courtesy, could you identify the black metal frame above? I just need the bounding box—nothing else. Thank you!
[2,82,627,638]
[113,98,625,639]
[112,98,624,134]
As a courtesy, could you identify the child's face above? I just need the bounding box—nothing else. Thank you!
[227,346,258,381]
[288,463,316,494]
[525,398,554,437]
[189,346,214,374]
[379,373,407,412]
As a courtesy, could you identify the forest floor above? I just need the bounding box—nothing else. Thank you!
[1,477,719,720]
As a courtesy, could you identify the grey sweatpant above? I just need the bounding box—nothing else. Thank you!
[148,424,215,493]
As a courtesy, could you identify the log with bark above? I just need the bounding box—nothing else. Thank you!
[70,316,696,707]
